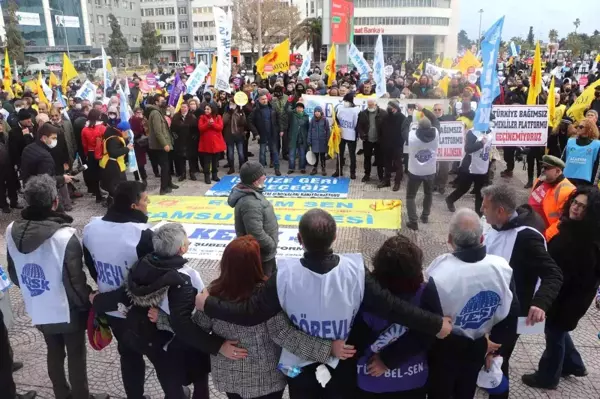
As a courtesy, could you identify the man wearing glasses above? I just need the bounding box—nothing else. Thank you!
[528,155,575,241]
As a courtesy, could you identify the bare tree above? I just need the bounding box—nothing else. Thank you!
[232,0,300,63]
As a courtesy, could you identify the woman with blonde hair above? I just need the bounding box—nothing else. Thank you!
[563,118,600,186]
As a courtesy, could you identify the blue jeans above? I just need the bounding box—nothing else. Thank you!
[288,147,307,170]
[227,141,245,169]
[537,323,586,385]
[259,141,279,168]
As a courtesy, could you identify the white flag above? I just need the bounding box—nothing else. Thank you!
[348,44,371,77]
[75,80,97,103]
[373,35,386,98]
[213,7,233,93]
[186,61,210,94]
[40,76,53,101]
[298,50,312,79]
[101,47,110,97]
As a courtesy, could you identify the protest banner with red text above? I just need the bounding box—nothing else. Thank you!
[491,105,548,146]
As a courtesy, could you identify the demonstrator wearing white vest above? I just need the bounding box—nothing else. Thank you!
[195,209,452,398]
[480,184,563,399]
[6,175,108,399]
[426,208,519,399]
[83,181,154,399]
[404,105,439,231]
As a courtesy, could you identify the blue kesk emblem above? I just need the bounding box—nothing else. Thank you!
[415,149,433,163]
[21,263,50,297]
[456,291,501,330]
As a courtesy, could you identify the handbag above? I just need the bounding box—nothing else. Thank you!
[87,309,112,351]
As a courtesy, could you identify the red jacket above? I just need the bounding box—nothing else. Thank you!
[81,123,107,155]
[198,114,226,154]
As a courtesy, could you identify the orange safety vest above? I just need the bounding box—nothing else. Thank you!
[531,177,575,241]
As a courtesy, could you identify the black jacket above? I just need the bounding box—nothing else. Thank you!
[8,124,34,167]
[458,130,485,175]
[84,208,154,314]
[8,208,90,334]
[380,109,406,154]
[101,127,129,195]
[20,140,65,186]
[170,111,198,156]
[204,251,443,336]
[72,115,87,162]
[357,107,387,142]
[546,220,600,331]
[127,253,224,355]
[495,205,563,316]
[248,104,279,144]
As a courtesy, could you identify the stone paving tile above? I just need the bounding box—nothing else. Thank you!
[2,146,599,398]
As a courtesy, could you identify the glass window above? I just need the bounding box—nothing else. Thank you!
[168,36,176,44]
[145,8,154,16]
[95,0,101,5]
[166,7,175,15]
[133,35,138,43]
[97,14,104,24]
[159,36,166,44]
[99,33,106,44]
[167,22,175,30]
[130,2,134,9]
[179,21,188,29]
[157,22,165,30]
[114,0,119,6]
[180,35,188,43]
[132,18,136,26]
[89,14,93,24]
[178,7,187,14]
[156,7,164,15]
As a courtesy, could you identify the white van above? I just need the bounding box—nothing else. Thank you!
[168,61,185,69]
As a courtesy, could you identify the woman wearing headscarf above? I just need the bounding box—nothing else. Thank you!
[522,187,600,389]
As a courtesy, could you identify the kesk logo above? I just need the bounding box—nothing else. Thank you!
[415,149,434,163]
[21,263,50,297]
[456,291,501,330]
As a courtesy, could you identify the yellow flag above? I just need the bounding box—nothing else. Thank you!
[567,78,600,122]
[412,61,423,79]
[328,106,341,159]
[37,73,50,105]
[438,75,450,96]
[547,76,556,128]
[527,42,542,105]
[4,49,12,83]
[324,45,336,87]
[49,71,59,87]
[596,54,600,63]
[62,53,79,93]
[442,58,453,69]
[174,93,184,113]
[255,39,290,79]
[435,55,441,66]
[456,50,482,74]
[211,55,217,84]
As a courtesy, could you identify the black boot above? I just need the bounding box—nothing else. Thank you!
[204,174,211,184]
[178,171,187,182]
[227,167,235,175]
[212,174,221,182]
[190,173,197,181]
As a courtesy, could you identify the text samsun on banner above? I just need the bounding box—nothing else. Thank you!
[154,221,303,259]
[491,105,548,146]
[148,196,402,230]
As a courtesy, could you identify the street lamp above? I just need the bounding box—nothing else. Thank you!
[49,7,70,58]
[477,9,484,53]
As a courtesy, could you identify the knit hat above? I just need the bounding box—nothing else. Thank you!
[343,92,354,104]
[18,109,32,121]
[295,102,305,109]
[541,155,565,170]
[117,121,131,131]
[240,161,265,185]
[388,100,401,112]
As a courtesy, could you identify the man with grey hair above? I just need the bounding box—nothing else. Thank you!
[426,207,519,399]
[356,98,387,183]
[6,175,108,399]
[481,184,562,399]
[403,104,439,230]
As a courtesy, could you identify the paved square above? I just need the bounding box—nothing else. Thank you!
[2,146,599,398]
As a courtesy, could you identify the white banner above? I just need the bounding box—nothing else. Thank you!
[186,61,210,94]
[491,105,548,146]
[75,80,97,103]
[425,63,482,80]
[403,121,465,161]
[55,15,80,28]
[301,94,449,124]
[154,222,303,260]
[213,7,232,93]
[16,12,41,26]
[348,43,371,76]
[373,34,386,98]
[101,47,110,97]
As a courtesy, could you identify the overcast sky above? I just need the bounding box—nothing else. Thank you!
[460,0,599,42]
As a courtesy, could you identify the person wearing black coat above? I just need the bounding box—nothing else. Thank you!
[379,100,406,191]
[20,123,72,188]
[0,123,20,213]
[100,123,131,205]
[356,101,388,182]
[481,186,563,399]
[522,187,600,389]
[127,223,227,399]
[8,109,35,172]
[248,95,281,175]
[170,103,199,181]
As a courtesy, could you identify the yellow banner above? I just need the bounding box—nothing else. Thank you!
[256,39,290,78]
[148,196,402,230]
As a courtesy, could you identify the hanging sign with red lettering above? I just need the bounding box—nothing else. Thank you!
[491,105,548,146]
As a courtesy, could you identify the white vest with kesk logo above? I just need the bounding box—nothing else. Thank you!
[83,217,150,318]
[276,254,365,370]
[6,222,73,325]
[468,132,493,175]
[426,252,513,340]
[408,128,438,176]
[159,265,205,315]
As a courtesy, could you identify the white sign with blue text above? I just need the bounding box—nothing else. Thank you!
[154,221,303,260]
[205,175,350,198]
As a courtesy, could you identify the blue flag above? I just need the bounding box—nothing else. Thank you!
[474,16,504,132]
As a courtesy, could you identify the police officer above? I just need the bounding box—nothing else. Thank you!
[83,181,153,399]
